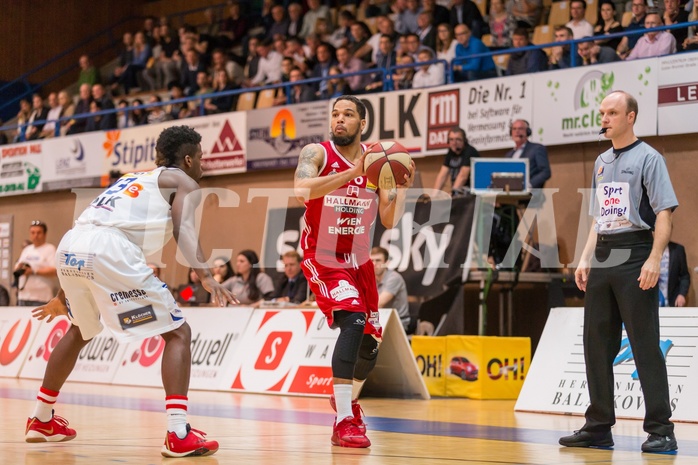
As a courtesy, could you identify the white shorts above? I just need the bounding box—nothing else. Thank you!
[56,224,185,342]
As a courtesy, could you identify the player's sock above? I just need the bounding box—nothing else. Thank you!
[334,384,353,422]
[32,386,59,422]
[351,379,365,400]
[166,395,189,439]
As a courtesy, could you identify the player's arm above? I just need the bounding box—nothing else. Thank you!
[294,143,363,201]
[163,170,238,306]
[378,160,416,228]
[433,165,449,190]
[639,209,672,290]
[453,166,471,189]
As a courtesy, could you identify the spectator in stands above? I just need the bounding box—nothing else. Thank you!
[194,71,213,98]
[326,66,351,98]
[594,1,624,51]
[329,9,355,48]
[220,1,249,50]
[146,95,170,124]
[453,23,497,81]
[488,0,517,48]
[305,33,323,64]
[506,119,551,189]
[205,70,236,114]
[364,0,392,18]
[287,2,304,38]
[268,4,289,39]
[368,15,399,63]
[57,91,74,137]
[25,93,48,141]
[616,0,648,58]
[129,98,148,126]
[210,48,243,87]
[566,0,595,39]
[212,257,234,284]
[392,55,415,89]
[123,31,152,94]
[436,24,458,63]
[399,0,423,34]
[244,36,261,82]
[271,251,308,304]
[116,100,130,129]
[180,49,206,96]
[507,0,542,30]
[287,67,317,102]
[280,56,294,83]
[433,126,479,193]
[166,82,192,120]
[578,39,621,64]
[222,250,274,307]
[176,268,210,306]
[417,11,437,50]
[371,247,410,332]
[109,32,134,95]
[451,0,486,38]
[506,28,548,75]
[85,100,105,132]
[412,49,446,88]
[349,22,374,63]
[375,33,398,70]
[39,93,63,139]
[685,1,698,50]
[142,16,157,48]
[335,46,371,93]
[315,17,334,44]
[148,24,180,90]
[198,7,220,45]
[247,38,283,86]
[13,98,31,142]
[65,83,92,135]
[424,0,451,27]
[77,54,100,87]
[663,0,690,51]
[300,0,333,38]
[311,43,337,96]
[91,84,117,129]
[548,26,574,69]
[626,12,677,59]
[404,32,434,61]
[658,241,691,307]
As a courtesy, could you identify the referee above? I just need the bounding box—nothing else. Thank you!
[559,91,678,453]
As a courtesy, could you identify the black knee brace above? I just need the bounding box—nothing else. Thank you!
[332,311,366,380]
[354,335,379,380]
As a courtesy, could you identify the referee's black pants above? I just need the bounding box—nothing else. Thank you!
[582,231,674,436]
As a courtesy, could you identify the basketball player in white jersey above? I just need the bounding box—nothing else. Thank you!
[25,126,237,458]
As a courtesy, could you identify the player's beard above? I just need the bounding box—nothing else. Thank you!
[330,127,360,146]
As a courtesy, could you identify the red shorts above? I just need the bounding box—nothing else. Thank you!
[301,256,382,340]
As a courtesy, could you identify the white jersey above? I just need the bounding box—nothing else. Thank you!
[76,167,174,256]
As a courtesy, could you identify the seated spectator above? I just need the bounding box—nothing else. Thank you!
[90,84,116,130]
[25,93,48,141]
[453,24,497,81]
[116,99,130,129]
[287,67,317,102]
[685,0,698,50]
[287,2,304,38]
[506,28,548,75]
[626,12,677,59]
[506,0,542,30]
[198,7,220,46]
[204,70,236,114]
[180,49,206,96]
[176,268,211,306]
[210,48,244,87]
[284,37,311,74]
[166,82,192,120]
[329,9,356,49]
[663,0,690,51]
[299,0,333,38]
[219,1,249,50]
[270,251,308,304]
[566,0,595,39]
[65,83,92,135]
[315,17,334,43]
[417,11,437,50]
[244,36,261,82]
[548,26,574,69]
[109,32,134,95]
[412,49,446,88]
[77,54,100,87]
[368,16,400,64]
[364,0,392,18]
[128,98,148,126]
[594,0,624,51]
[85,100,106,132]
[436,24,458,63]
[268,4,289,39]
[212,257,234,284]
[371,247,410,332]
[12,98,31,143]
[393,55,415,90]
[246,38,283,86]
[326,66,351,98]
[146,95,170,124]
[375,33,399,70]
[616,0,648,58]
[424,0,451,26]
[336,46,371,92]
[311,43,337,96]
[39,92,63,139]
[349,22,374,63]
[578,39,621,64]
[57,91,75,137]
[222,250,274,307]
[122,31,152,93]
[488,0,517,48]
[399,0,423,34]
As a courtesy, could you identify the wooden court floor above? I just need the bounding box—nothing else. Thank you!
[1,378,697,465]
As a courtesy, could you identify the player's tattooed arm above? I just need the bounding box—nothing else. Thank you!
[294,143,359,201]
[295,144,323,180]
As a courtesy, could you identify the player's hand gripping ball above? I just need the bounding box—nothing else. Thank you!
[363,140,412,190]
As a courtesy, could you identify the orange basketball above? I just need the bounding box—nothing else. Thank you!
[363,141,412,190]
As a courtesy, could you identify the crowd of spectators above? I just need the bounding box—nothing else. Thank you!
[3,0,697,143]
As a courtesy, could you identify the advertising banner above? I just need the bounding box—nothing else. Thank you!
[0,308,39,378]
[20,316,73,379]
[0,141,44,197]
[411,336,447,396]
[100,112,247,176]
[40,133,105,191]
[657,54,698,136]
[246,102,326,170]
[532,59,658,146]
[515,307,698,422]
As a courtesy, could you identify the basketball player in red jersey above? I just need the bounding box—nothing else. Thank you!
[294,95,415,448]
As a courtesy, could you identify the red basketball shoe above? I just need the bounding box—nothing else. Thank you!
[25,411,77,443]
[161,424,219,458]
[329,395,366,433]
[331,417,371,448]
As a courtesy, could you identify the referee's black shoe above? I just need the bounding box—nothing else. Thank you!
[559,430,614,448]
[641,433,677,453]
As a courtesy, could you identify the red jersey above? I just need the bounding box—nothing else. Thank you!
[301,140,379,267]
